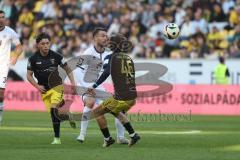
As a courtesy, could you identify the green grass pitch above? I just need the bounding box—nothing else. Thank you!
[1,111,240,160]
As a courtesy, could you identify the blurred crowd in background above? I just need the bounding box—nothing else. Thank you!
[1,0,240,59]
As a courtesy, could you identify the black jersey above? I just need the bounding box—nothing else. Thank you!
[27,50,65,90]
[110,53,137,100]
[93,52,137,101]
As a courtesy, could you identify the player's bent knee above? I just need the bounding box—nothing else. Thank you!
[84,97,95,108]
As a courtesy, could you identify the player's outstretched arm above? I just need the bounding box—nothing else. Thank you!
[10,44,23,65]
[62,64,77,94]
[86,64,110,96]
[92,63,110,89]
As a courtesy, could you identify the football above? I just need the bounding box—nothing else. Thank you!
[163,23,180,39]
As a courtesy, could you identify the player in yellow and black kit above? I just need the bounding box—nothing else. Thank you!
[88,34,140,147]
[27,33,77,144]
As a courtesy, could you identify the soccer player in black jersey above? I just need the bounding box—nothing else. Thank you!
[27,33,77,144]
[89,34,140,147]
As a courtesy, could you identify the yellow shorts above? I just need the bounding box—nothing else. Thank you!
[41,85,64,112]
[101,97,136,115]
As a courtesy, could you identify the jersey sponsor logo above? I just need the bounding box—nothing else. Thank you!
[39,67,57,72]
[84,56,102,83]
[36,62,42,64]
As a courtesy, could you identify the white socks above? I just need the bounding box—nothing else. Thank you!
[115,118,125,139]
[0,102,3,124]
[80,106,91,136]
[79,106,126,140]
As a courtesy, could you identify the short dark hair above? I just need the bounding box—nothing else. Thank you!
[109,34,129,52]
[0,10,5,14]
[92,27,107,37]
[36,33,51,43]
[109,34,125,45]
[219,56,225,64]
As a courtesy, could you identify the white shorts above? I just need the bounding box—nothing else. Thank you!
[0,64,9,89]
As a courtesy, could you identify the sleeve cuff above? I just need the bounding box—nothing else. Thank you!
[92,83,98,88]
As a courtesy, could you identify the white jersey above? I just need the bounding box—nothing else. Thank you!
[74,45,112,91]
[0,26,20,63]
[0,26,20,89]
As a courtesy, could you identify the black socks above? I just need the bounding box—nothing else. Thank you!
[50,108,60,138]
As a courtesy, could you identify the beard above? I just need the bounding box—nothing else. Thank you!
[0,24,4,30]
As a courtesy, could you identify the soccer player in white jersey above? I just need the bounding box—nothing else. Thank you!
[0,10,23,124]
[75,28,128,144]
